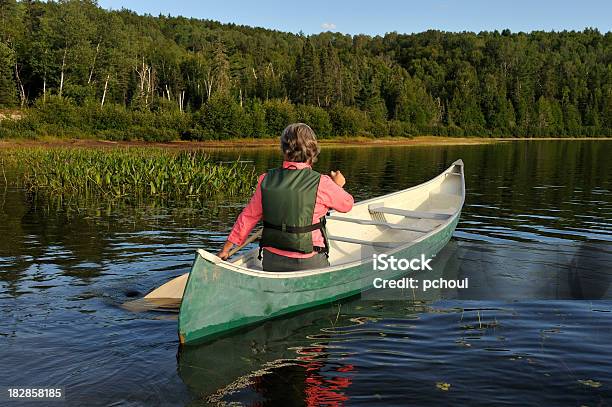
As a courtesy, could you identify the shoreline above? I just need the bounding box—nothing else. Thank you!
[0,136,609,150]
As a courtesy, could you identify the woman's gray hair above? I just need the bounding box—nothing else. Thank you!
[280,123,320,163]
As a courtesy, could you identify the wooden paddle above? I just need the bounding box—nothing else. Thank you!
[227,228,262,257]
[141,228,263,301]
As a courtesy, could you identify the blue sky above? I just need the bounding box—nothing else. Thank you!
[97,0,611,35]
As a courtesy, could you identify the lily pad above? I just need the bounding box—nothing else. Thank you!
[578,379,601,388]
[436,382,451,391]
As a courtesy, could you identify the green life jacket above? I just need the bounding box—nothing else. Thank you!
[260,166,328,254]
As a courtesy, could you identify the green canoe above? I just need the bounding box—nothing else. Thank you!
[173,159,464,345]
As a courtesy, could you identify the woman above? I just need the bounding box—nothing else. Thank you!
[217,123,354,271]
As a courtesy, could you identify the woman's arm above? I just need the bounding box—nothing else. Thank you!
[319,171,354,213]
[217,174,265,260]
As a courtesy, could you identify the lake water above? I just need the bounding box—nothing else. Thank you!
[1,140,611,406]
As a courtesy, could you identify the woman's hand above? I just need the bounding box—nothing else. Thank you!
[330,170,346,188]
[217,240,234,260]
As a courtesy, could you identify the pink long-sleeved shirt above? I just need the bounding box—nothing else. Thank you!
[228,161,354,258]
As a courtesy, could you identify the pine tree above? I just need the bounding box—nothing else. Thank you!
[536,96,553,128]
[319,43,341,107]
[562,87,582,134]
[0,0,19,43]
[297,39,321,105]
[603,85,612,129]
[212,41,230,96]
[0,42,17,107]
[448,63,485,128]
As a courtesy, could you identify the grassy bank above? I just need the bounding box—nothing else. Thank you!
[1,148,256,200]
[2,135,610,153]
[0,135,503,151]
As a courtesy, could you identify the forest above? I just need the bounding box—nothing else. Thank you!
[0,0,610,140]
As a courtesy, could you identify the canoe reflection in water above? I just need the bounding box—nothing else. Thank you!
[246,346,354,406]
[177,304,365,406]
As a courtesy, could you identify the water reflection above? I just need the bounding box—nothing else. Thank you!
[451,241,612,300]
[179,295,612,406]
[1,140,611,406]
[178,301,423,406]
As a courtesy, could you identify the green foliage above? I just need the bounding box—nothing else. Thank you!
[329,105,372,137]
[9,148,256,200]
[295,104,332,138]
[295,39,321,105]
[0,1,608,138]
[263,99,296,137]
[243,100,267,138]
[0,97,191,141]
[198,95,245,140]
[0,42,17,107]
[32,96,81,130]
[88,102,132,132]
[388,120,415,137]
[394,77,439,127]
[0,113,38,139]
[138,109,191,137]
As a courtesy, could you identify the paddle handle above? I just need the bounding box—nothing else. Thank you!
[228,228,262,257]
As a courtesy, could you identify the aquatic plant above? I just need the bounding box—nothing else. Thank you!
[2,148,256,200]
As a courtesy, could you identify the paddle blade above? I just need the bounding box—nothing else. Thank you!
[122,297,182,312]
[144,273,189,300]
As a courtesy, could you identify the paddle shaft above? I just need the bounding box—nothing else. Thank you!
[228,228,262,257]
[144,229,262,301]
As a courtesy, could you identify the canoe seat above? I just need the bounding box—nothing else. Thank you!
[327,215,432,233]
[368,203,452,220]
[327,235,398,248]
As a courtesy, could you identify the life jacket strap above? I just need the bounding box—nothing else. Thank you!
[319,216,329,256]
[262,220,324,234]
[261,216,330,255]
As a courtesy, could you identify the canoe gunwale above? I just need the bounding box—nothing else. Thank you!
[195,159,465,280]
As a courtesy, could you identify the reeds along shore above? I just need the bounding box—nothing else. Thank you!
[1,148,256,200]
